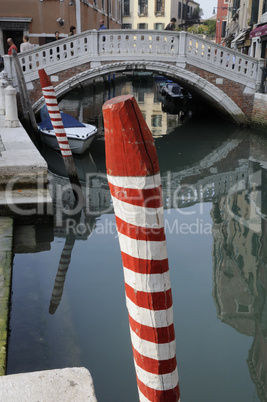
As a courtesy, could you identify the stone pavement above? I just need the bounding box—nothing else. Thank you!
[0,114,53,217]
[0,367,97,401]
[0,116,97,400]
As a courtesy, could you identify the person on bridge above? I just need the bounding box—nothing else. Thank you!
[165,18,177,31]
[7,38,17,55]
[53,31,60,41]
[98,19,107,30]
[20,35,33,52]
[69,26,76,36]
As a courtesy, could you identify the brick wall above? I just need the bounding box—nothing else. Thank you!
[251,93,267,127]
[29,63,92,105]
[186,65,255,119]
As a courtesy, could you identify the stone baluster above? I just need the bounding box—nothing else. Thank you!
[177,31,186,68]
[4,85,20,127]
[0,73,8,115]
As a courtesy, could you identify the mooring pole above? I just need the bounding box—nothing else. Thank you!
[38,68,84,205]
[103,94,180,401]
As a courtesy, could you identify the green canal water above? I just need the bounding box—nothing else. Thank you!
[7,78,267,402]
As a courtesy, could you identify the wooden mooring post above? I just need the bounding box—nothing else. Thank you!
[103,95,180,401]
[38,68,83,205]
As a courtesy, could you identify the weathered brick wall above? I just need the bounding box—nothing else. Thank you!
[29,62,92,105]
[251,93,267,127]
[186,64,255,119]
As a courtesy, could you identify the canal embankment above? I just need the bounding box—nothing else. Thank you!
[0,111,52,376]
[0,112,97,400]
[0,216,12,377]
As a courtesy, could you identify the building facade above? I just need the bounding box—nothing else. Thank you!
[122,0,199,30]
[0,0,122,56]
[122,0,171,30]
[216,0,267,61]
[174,0,200,29]
[215,0,235,44]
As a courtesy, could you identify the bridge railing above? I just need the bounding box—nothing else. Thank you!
[3,29,262,90]
[98,29,179,57]
[185,33,258,82]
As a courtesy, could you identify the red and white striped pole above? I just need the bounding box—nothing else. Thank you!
[49,236,75,315]
[38,68,83,204]
[103,95,180,401]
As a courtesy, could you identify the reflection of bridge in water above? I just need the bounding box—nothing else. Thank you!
[34,129,267,398]
[162,162,249,210]
[161,134,249,209]
[44,129,265,221]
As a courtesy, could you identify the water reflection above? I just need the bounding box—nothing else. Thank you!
[41,122,267,399]
[59,78,194,138]
[9,79,267,401]
[40,145,111,314]
[49,76,267,396]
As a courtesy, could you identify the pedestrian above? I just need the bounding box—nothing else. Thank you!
[20,35,33,52]
[7,38,17,55]
[69,26,76,36]
[98,19,107,30]
[165,18,176,31]
[0,54,4,71]
[53,31,60,41]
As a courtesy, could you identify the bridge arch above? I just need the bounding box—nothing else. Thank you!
[33,61,249,125]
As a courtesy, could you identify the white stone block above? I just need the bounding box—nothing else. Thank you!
[0,367,97,402]
[216,78,224,85]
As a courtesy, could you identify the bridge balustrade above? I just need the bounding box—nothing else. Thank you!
[160,164,250,209]
[185,33,258,80]
[19,30,97,73]
[99,30,179,56]
[3,29,262,92]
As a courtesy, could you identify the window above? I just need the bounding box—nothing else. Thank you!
[154,23,164,30]
[122,23,132,29]
[237,304,249,313]
[138,23,148,29]
[221,20,226,37]
[138,0,148,16]
[123,0,130,15]
[151,115,162,127]
[155,0,162,14]
[182,3,188,19]
[178,2,181,18]
[102,0,105,10]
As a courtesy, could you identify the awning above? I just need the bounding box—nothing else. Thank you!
[249,24,267,38]
[231,29,250,48]
[231,31,246,44]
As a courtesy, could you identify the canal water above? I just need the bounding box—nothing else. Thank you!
[7,77,267,402]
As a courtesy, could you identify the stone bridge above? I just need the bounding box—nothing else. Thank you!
[3,29,266,125]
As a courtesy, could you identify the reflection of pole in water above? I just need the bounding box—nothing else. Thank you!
[38,68,83,204]
[49,235,75,314]
[103,95,180,401]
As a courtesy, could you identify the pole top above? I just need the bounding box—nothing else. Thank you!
[103,94,159,177]
[38,68,52,89]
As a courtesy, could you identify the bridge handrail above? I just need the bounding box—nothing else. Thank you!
[3,29,262,90]
[185,32,258,79]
